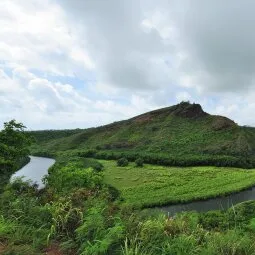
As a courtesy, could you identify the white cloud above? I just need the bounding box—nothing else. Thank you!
[176,91,192,102]
[1,67,156,129]
[0,0,94,76]
[1,0,255,129]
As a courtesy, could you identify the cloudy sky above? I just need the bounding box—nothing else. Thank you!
[1,0,255,130]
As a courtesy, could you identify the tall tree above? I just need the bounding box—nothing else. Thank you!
[0,120,32,171]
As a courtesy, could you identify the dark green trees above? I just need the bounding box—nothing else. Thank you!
[0,119,32,172]
[117,157,129,167]
[135,158,144,167]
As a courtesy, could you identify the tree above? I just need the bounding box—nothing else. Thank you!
[117,157,129,167]
[0,120,32,170]
[135,158,144,167]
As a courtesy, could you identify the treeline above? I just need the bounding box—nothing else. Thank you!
[32,148,255,169]
[28,129,84,143]
[94,151,255,169]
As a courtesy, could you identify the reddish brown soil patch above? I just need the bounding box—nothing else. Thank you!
[133,115,153,123]
[45,244,63,255]
[0,243,6,254]
[212,116,236,130]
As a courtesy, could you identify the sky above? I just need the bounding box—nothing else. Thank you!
[1,0,255,130]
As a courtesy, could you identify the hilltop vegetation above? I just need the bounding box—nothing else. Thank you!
[30,102,255,168]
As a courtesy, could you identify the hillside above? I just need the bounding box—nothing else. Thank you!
[30,102,255,168]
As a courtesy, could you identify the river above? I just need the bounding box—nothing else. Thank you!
[11,156,55,189]
[158,186,255,215]
[12,156,255,214]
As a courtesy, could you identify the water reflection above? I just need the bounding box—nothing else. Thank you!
[11,156,55,188]
[159,187,255,215]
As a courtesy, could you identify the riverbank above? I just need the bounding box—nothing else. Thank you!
[0,156,30,192]
[21,155,255,210]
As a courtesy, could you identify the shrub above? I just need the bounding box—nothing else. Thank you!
[201,230,254,255]
[107,185,121,201]
[46,163,103,193]
[76,201,124,255]
[227,200,255,227]
[198,211,228,230]
[82,158,104,172]
[117,158,129,167]
[135,158,144,167]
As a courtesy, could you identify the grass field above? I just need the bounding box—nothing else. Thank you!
[101,160,255,208]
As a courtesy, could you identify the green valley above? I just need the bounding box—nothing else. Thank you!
[2,103,255,254]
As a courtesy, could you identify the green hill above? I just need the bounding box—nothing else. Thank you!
[30,102,255,168]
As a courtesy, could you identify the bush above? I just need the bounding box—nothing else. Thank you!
[46,163,103,193]
[82,158,104,172]
[201,230,254,255]
[107,185,121,201]
[117,158,129,167]
[135,158,144,167]
[198,211,228,230]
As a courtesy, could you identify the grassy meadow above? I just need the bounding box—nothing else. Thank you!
[102,160,255,207]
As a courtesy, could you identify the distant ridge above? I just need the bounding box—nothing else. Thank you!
[131,102,208,122]
[30,102,255,168]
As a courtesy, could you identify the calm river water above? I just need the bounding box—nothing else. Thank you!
[11,156,55,188]
[158,186,255,215]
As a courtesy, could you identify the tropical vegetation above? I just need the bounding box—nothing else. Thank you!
[2,103,255,254]
[0,120,31,191]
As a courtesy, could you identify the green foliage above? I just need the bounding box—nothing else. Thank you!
[4,112,255,254]
[82,158,104,172]
[198,211,228,230]
[46,198,83,241]
[0,181,52,251]
[135,158,144,167]
[0,216,17,240]
[0,244,40,255]
[107,184,121,201]
[249,218,255,232]
[0,120,32,164]
[28,128,83,143]
[0,155,116,253]
[2,155,255,254]
[29,102,255,168]
[0,120,32,190]
[102,160,255,208]
[226,200,255,227]
[200,230,255,255]
[122,236,154,255]
[117,158,129,167]
[76,201,124,255]
[163,234,199,255]
[45,162,103,194]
